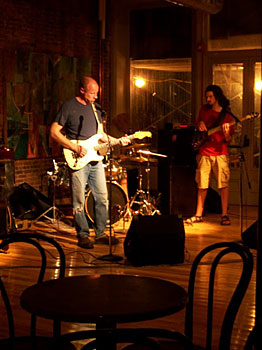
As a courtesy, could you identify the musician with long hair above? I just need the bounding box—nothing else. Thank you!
[187,84,234,225]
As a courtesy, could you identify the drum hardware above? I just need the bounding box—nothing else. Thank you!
[103,158,122,181]
[128,155,149,163]
[34,160,67,227]
[119,153,154,164]
[85,181,128,225]
[128,150,168,216]
[55,162,70,187]
[128,165,160,216]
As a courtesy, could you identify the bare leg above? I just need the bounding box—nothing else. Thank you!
[220,186,229,217]
[195,188,208,217]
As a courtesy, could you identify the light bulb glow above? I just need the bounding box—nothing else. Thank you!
[255,80,262,91]
[135,78,146,88]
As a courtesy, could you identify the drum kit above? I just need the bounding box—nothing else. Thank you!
[48,143,168,226]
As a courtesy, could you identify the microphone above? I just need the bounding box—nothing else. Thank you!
[94,102,107,119]
[77,115,83,139]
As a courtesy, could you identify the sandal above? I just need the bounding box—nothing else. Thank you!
[221,215,231,225]
[185,216,203,224]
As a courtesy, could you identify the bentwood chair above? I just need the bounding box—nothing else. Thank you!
[0,232,74,350]
[115,242,253,350]
[179,241,253,350]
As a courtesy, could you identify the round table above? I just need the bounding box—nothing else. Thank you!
[20,274,187,348]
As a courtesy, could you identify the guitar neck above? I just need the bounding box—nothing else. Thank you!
[207,113,259,137]
[94,134,135,152]
[207,120,236,137]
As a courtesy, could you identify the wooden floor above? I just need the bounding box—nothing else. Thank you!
[0,205,258,349]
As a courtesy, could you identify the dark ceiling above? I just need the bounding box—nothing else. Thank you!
[210,0,262,38]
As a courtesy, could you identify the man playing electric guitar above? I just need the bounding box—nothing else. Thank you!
[186,84,234,226]
[50,76,131,248]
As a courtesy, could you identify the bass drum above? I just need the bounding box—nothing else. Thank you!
[84,181,127,224]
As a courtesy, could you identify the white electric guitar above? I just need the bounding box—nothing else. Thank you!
[63,131,152,170]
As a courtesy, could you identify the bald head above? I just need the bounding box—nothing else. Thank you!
[79,76,99,104]
[79,77,98,91]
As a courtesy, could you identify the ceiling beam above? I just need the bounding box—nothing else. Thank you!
[164,0,224,14]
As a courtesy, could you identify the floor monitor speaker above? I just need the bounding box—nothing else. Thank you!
[124,215,185,266]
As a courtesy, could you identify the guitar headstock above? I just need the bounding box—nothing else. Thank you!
[134,131,152,139]
[246,112,261,120]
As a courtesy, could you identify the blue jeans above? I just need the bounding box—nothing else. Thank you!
[71,161,108,238]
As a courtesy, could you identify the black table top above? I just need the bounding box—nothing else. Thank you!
[20,274,187,324]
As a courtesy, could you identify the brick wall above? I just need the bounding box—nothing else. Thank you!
[0,0,111,198]
[14,158,54,195]
[0,0,99,59]
[13,157,71,204]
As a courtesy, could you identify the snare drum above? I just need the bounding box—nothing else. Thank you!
[84,181,127,224]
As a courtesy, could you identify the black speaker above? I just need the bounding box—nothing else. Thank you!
[170,165,197,217]
[158,126,197,216]
[8,183,52,220]
[241,221,257,249]
[204,187,222,214]
[124,215,185,266]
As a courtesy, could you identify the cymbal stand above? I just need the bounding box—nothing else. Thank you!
[129,161,160,216]
[145,157,161,215]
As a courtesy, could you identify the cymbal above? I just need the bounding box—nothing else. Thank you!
[124,143,151,150]
[127,156,148,163]
[128,156,158,163]
[137,150,168,158]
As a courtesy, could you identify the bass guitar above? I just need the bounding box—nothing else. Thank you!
[192,113,260,151]
[64,131,152,170]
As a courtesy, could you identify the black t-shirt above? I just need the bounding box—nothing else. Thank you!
[54,98,103,140]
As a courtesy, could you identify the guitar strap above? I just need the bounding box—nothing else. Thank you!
[208,107,227,130]
[91,103,103,134]
[208,107,239,130]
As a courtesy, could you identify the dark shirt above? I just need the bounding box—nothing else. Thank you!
[54,98,103,140]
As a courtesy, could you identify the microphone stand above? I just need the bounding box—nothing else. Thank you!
[239,145,251,236]
[98,122,123,262]
[228,131,251,236]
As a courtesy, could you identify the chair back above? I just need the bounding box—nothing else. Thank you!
[0,233,66,339]
[184,241,253,350]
